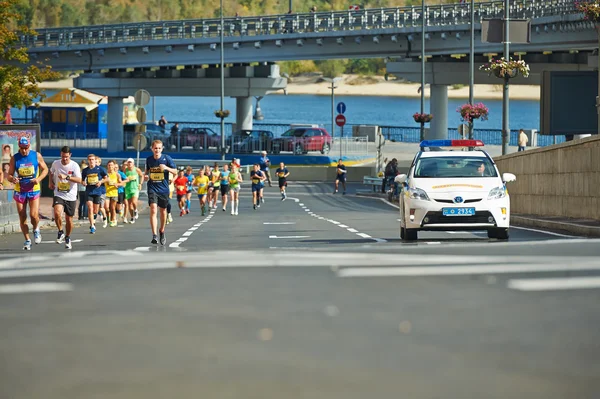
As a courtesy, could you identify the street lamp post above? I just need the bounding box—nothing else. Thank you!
[219,0,226,161]
[469,0,475,140]
[323,77,342,155]
[420,0,426,142]
[501,0,510,155]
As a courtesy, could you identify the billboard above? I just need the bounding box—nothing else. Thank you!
[0,124,41,190]
[540,71,598,136]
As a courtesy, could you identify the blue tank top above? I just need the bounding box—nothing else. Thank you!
[220,170,230,185]
[14,150,40,193]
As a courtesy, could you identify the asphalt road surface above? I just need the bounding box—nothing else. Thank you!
[1,182,599,399]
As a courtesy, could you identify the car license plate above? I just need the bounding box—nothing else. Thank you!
[442,207,475,216]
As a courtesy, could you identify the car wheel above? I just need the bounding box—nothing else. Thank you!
[404,229,418,241]
[490,227,509,240]
[294,143,303,155]
[400,225,405,240]
[321,143,330,154]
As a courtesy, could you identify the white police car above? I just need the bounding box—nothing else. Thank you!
[395,140,516,241]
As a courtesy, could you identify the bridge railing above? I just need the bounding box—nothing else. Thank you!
[20,0,579,49]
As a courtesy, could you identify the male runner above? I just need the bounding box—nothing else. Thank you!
[210,162,221,209]
[49,146,82,249]
[117,161,128,222]
[259,150,272,187]
[95,156,109,227]
[275,162,290,201]
[192,167,210,216]
[174,168,190,217]
[144,140,177,245]
[184,165,194,214]
[334,159,347,195]
[250,164,265,210]
[124,158,143,224]
[228,164,243,215]
[6,136,49,250]
[81,154,108,234]
[219,163,230,212]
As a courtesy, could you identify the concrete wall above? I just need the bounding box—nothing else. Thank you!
[494,135,600,220]
[285,166,375,182]
[0,190,19,230]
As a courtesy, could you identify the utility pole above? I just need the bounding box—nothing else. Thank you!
[219,0,225,160]
[501,0,510,155]
[420,0,426,142]
[469,0,475,140]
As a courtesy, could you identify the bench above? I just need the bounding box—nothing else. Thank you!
[362,176,383,192]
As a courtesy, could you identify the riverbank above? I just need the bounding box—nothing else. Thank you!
[281,75,540,100]
[40,75,540,100]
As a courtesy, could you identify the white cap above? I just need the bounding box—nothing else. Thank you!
[261,150,267,154]
[126,158,135,163]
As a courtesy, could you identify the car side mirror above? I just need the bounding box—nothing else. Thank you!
[502,172,516,183]
[394,174,407,183]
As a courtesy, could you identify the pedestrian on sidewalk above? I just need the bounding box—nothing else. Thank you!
[518,129,529,152]
[144,139,177,245]
[49,146,82,249]
[6,136,49,250]
[158,115,168,132]
[259,150,272,187]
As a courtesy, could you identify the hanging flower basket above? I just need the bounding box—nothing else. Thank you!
[457,103,489,123]
[479,57,530,79]
[413,112,433,123]
[214,109,230,119]
[576,1,600,22]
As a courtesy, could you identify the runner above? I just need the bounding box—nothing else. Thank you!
[259,150,272,187]
[219,163,230,212]
[275,161,290,201]
[228,164,243,215]
[210,162,221,209]
[81,154,108,234]
[104,160,123,227]
[334,158,347,195]
[144,140,177,245]
[184,165,194,214]
[117,161,128,222]
[174,167,190,217]
[49,146,82,249]
[124,158,143,224]
[192,167,210,216]
[166,175,175,225]
[6,136,49,250]
[250,163,265,210]
[95,156,109,228]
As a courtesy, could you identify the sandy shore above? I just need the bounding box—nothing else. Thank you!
[282,75,540,100]
[41,75,540,101]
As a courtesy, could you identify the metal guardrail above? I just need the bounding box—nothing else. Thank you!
[19,1,579,49]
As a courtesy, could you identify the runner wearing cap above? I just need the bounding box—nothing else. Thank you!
[49,146,82,249]
[228,164,243,215]
[124,158,143,224]
[259,151,272,188]
[5,136,48,251]
[6,136,49,250]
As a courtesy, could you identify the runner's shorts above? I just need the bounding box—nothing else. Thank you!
[230,185,240,193]
[252,184,261,193]
[148,191,170,209]
[117,192,125,204]
[88,194,103,205]
[177,194,186,202]
[13,190,41,204]
[125,189,139,200]
[53,196,76,217]
[279,179,287,188]
[336,174,346,182]
[220,185,230,196]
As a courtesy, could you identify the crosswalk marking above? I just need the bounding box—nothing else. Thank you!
[507,277,600,291]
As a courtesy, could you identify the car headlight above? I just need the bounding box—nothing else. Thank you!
[408,187,430,201]
[488,186,507,200]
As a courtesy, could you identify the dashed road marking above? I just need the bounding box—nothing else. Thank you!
[507,277,600,291]
[169,208,216,248]
[0,282,73,294]
[263,222,296,225]
[269,235,311,239]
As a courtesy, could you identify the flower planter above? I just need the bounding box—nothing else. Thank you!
[493,68,518,79]
[215,110,230,119]
[413,113,433,124]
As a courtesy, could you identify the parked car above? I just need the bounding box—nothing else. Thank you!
[232,129,278,153]
[123,123,171,150]
[273,127,332,155]
[172,127,222,151]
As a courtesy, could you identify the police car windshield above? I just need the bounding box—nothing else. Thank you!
[414,156,498,178]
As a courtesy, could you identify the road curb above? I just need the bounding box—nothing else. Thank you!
[511,215,600,238]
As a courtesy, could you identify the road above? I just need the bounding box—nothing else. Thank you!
[0,182,599,399]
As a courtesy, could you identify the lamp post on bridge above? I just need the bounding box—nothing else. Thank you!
[420,0,426,142]
[469,0,475,140]
[219,0,226,161]
[323,77,342,142]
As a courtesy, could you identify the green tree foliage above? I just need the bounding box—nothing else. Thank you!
[0,0,61,119]
[315,59,347,78]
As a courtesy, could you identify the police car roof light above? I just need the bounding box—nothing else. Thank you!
[420,139,484,148]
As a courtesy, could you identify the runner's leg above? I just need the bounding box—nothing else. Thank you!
[149,203,158,236]
[16,200,30,241]
[29,196,41,234]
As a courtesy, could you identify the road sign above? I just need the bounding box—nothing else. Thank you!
[133,133,147,151]
[135,124,147,133]
[336,102,346,114]
[335,114,346,127]
[134,89,151,107]
[136,108,147,123]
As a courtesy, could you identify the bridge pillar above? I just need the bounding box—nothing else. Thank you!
[236,97,253,130]
[107,97,124,153]
[429,85,448,140]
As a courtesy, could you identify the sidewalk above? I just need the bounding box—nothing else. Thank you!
[355,191,600,238]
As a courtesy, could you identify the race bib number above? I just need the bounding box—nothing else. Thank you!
[252,178,260,184]
[149,167,164,182]
[278,172,285,177]
[58,181,71,192]
[108,178,117,186]
[87,174,99,184]
[18,165,34,178]
[177,185,185,191]
[229,177,237,185]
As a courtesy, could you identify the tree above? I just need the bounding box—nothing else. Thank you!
[316,59,346,78]
[0,0,60,121]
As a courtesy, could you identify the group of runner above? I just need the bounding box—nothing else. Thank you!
[0,137,332,250]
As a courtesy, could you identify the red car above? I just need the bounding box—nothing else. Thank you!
[274,127,332,155]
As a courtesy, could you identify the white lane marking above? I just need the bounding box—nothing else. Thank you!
[426,242,442,245]
[338,224,349,228]
[337,262,600,278]
[305,209,310,212]
[182,231,193,237]
[269,235,311,239]
[508,277,600,291]
[0,282,73,294]
[512,226,577,238]
[299,203,304,206]
[446,231,484,234]
[41,239,84,244]
[357,233,372,238]
[170,209,216,248]
[263,222,296,225]
[134,247,150,251]
[329,220,340,224]
[347,228,359,233]
[380,198,400,209]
